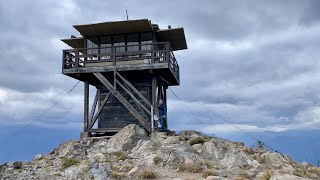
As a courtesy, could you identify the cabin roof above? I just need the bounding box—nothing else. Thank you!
[157,28,187,51]
[61,19,187,51]
[61,37,84,49]
[73,19,154,36]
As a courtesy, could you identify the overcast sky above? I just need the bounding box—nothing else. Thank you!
[0,0,320,138]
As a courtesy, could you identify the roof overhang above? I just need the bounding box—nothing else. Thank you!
[156,28,187,51]
[73,19,154,37]
[61,37,84,49]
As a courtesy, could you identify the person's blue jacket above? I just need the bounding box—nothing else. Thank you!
[159,104,167,117]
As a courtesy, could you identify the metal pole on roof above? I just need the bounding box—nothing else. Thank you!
[126,9,129,20]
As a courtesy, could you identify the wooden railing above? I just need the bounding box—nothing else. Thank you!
[62,42,179,80]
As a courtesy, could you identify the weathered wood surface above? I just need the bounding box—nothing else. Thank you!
[62,42,179,85]
[63,63,168,73]
[93,72,152,132]
[84,81,89,131]
[89,92,111,129]
[89,90,98,125]
[116,72,152,107]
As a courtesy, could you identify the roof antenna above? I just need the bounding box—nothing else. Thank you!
[126,9,129,20]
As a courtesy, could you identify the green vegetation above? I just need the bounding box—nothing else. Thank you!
[189,137,207,146]
[243,147,254,155]
[260,170,272,180]
[111,171,126,180]
[153,156,162,165]
[61,157,79,169]
[138,169,156,179]
[256,155,266,164]
[202,169,218,178]
[257,140,264,149]
[177,163,201,173]
[111,151,128,161]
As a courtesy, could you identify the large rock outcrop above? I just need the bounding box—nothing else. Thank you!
[1,124,319,180]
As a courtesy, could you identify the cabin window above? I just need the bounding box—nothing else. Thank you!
[87,37,99,60]
[100,36,112,59]
[113,35,125,52]
[127,34,139,52]
[141,32,152,51]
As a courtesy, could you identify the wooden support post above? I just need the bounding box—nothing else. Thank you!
[157,82,161,102]
[152,77,157,108]
[114,67,117,93]
[151,106,154,132]
[151,43,155,63]
[163,85,168,130]
[152,76,157,130]
[84,81,89,131]
[75,49,79,68]
[62,50,65,72]
[112,46,116,66]
[89,90,98,125]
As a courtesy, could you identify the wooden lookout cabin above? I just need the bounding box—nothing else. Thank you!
[61,19,187,138]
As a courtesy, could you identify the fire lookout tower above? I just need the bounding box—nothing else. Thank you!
[61,19,187,138]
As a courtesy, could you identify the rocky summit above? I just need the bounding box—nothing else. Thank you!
[1,124,319,180]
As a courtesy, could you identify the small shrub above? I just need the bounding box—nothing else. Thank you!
[111,151,128,161]
[239,170,250,179]
[310,168,320,177]
[256,156,266,164]
[181,163,201,173]
[61,157,78,169]
[293,169,305,177]
[260,170,272,180]
[189,137,207,146]
[205,160,214,169]
[111,171,126,180]
[138,169,156,179]
[203,169,218,178]
[243,147,254,155]
[257,140,264,149]
[122,164,133,171]
[153,156,162,165]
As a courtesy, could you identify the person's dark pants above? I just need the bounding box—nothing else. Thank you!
[160,116,165,132]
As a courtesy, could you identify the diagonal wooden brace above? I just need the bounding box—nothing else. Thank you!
[89,92,111,129]
[93,72,152,132]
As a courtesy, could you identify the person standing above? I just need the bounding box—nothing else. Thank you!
[158,99,167,132]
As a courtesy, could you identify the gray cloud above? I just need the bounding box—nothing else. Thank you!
[0,0,319,136]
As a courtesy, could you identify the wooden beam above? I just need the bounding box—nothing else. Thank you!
[152,76,157,131]
[87,128,122,133]
[123,81,150,121]
[89,90,99,124]
[163,85,168,129]
[114,67,117,93]
[116,72,152,107]
[157,82,162,101]
[84,81,89,131]
[116,80,151,116]
[93,72,151,132]
[63,63,169,74]
[89,92,111,129]
[152,76,157,107]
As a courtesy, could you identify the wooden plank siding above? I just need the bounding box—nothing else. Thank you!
[96,76,153,131]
